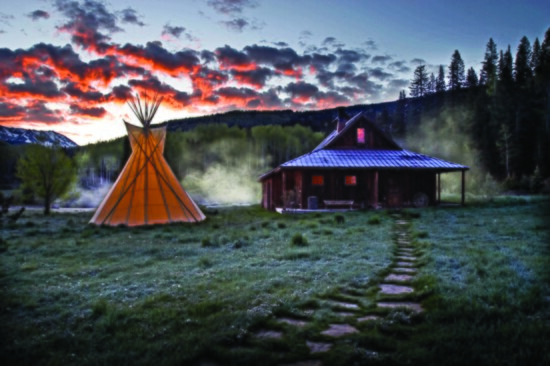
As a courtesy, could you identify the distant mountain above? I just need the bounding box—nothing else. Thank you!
[0,125,78,148]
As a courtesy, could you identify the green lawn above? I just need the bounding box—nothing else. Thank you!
[0,198,549,365]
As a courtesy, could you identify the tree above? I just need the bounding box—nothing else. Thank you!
[16,144,77,215]
[465,67,479,88]
[435,65,446,92]
[409,64,429,97]
[480,38,498,87]
[448,50,465,91]
[514,36,532,87]
[427,73,436,94]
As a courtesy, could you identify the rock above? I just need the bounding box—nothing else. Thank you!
[306,341,332,353]
[357,315,381,322]
[255,330,283,339]
[377,302,423,313]
[321,323,358,337]
[384,273,414,282]
[277,317,308,327]
[379,284,414,294]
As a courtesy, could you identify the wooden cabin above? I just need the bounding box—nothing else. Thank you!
[258,111,469,211]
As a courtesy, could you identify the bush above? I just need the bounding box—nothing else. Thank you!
[201,236,213,247]
[367,215,381,225]
[277,222,286,229]
[290,233,308,246]
[334,214,345,224]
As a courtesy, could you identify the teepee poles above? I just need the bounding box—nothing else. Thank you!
[127,93,164,128]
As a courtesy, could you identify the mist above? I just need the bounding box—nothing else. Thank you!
[404,107,499,199]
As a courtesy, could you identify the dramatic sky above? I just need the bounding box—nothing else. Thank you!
[0,0,548,145]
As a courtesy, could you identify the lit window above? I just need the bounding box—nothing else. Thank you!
[357,128,365,144]
[312,175,324,185]
[345,176,357,185]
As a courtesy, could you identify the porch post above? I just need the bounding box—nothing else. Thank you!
[373,170,379,208]
[461,170,465,206]
[282,170,287,208]
[437,173,441,204]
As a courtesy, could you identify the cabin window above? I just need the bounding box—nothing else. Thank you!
[312,175,324,185]
[357,128,365,144]
[345,175,357,185]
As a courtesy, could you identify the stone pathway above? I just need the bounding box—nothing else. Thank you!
[246,213,425,365]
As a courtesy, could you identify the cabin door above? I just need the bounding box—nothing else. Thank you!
[387,175,401,207]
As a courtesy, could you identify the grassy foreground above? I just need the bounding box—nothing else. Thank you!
[0,197,549,365]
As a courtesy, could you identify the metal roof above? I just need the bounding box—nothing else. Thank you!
[281,149,469,171]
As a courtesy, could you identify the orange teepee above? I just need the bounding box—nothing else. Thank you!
[90,95,205,226]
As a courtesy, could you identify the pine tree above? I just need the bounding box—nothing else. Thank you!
[427,73,436,94]
[531,38,541,71]
[409,65,429,97]
[514,36,532,87]
[465,67,479,88]
[435,65,446,92]
[480,38,498,87]
[447,50,465,91]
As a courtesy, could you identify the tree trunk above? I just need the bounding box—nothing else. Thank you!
[44,194,51,215]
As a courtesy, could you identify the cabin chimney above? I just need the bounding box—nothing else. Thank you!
[337,107,347,133]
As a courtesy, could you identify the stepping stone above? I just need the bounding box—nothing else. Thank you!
[384,273,414,282]
[329,301,360,310]
[277,317,308,327]
[255,330,283,339]
[396,255,416,261]
[357,315,381,322]
[306,341,332,353]
[334,311,355,317]
[394,267,417,274]
[395,221,409,225]
[396,261,414,267]
[377,302,423,313]
[379,284,414,294]
[281,361,323,366]
[321,323,359,337]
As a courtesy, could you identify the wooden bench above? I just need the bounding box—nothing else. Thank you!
[323,200,354,209]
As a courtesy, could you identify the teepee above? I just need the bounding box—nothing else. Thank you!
[90,94,206,226]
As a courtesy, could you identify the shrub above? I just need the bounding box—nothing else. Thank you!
[334,214,345,224]
[277,222,286,229]
[201,236,213,247]
[367,215,381,225]
[92,298,108,318]
[291,233,308,246]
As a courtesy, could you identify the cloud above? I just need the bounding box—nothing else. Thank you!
[363,39,377,50]
[410,58,426,65]
[388,60,411,73]
[0,12,14,26]
[368,67,393,81]
[231,67,273,89]
[69,104,107,118]
[372,55,393,64]
[220,18,249,32]
[27,10,50,21]
[207,0,258,14]
[119,8,145,26]
[161,24,194,41]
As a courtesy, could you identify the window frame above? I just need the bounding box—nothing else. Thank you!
[312,175,324,186]
[345,175,357,186]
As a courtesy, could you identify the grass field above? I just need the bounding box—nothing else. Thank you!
[1,197,549,365]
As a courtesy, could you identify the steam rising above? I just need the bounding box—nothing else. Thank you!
[405,108,499,199]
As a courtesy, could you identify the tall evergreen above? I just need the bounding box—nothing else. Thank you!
[409,65,430,97]
[447,50,465,91]
[427,73,436,94]
[465,67,479,88]
[480,38,498,88]
[435,65,446,92]
[531,38,541,71]
[514,36,532,87]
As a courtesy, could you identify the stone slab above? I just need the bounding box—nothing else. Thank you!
[255,330,283,339]
[321,323,359,337]
[379,284,414,294]
[396,261,414,267]
[277,317,308,327]
[306,341,332,353]
[396,255,416,261]
[393,267,417,273]
[330,301,360,310]
[377,302,423,313]
[334,311,355,317]
[384,273,414,282]
[357,315,381,322]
